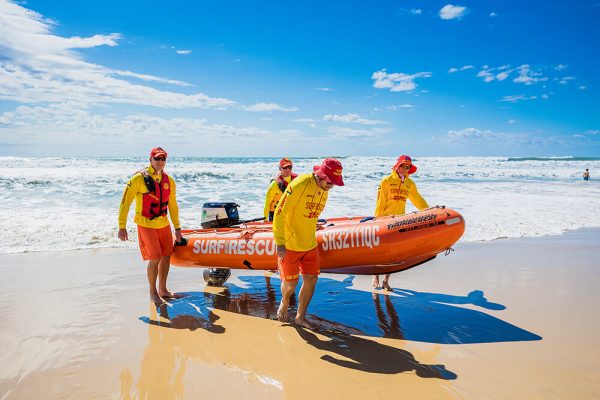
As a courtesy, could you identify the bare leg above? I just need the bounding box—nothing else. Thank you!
[157,256,180,298]
[278,279,298,322]
[295,274,318,329]
[372,275,380,289]
[382,274,393,291]
[147,258,163,306]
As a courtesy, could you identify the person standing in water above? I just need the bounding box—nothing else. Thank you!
[373,155,429,291]
[118,147,183,306]
[273,158,344,329]
[264,158,297,221]
[583,169,590,181]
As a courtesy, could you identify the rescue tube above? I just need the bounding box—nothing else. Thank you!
[171,206,465,275]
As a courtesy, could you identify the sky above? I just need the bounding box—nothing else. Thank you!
[0,0,599,157]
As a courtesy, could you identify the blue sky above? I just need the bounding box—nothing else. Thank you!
[0,0,598,157]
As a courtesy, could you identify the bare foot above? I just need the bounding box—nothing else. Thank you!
[150,294,165,307]
[294,317,316,330]
[159,291,182,299]
[372,275,380,289]
[277,301,289,322]
[382,281,393,291]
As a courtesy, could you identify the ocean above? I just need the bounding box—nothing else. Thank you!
[1,156,599,254]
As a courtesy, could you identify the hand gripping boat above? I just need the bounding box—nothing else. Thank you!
[171,203,465,285]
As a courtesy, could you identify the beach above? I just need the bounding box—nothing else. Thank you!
[1,228,599,399]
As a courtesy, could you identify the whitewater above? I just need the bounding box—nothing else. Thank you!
[1,156,599,254]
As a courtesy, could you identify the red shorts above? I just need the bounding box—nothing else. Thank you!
[137,225,174,260]
[278,247,320,281]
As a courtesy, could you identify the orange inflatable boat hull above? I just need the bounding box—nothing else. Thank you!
[171,206,465,275]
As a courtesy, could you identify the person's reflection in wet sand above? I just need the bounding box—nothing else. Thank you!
[293,326,457,379]
[373,292,403,339]
[395,288,506,311]
[136,305,187,400]
[140,301,225,333]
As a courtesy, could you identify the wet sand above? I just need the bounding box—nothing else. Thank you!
[1,229,599,399]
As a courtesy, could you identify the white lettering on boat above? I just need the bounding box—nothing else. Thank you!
[192,238,277,256]
[321,226,380,251]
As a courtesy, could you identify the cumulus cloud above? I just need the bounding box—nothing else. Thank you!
[439,4,467,20]
[385,104,415,111]
[512,64,547,85]
[175,49,192,55]
[0,103,276,145]
[316,87,333,91]
[371,69,432,92]
[244,102,298,112]
[0,0,236,109]
[323,113,387,125]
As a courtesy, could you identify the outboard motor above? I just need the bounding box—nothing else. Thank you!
[201,202,240,228]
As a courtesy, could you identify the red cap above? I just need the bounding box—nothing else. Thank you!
[150,147,168,159]
[279,157,293,168]
[393,155,417,174]
[313,158,344,186]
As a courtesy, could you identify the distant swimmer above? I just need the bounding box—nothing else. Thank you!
[373,155,429,291]
[583,169,590,181]
[264,158,297,222]
[273,158,344,329]
[118,147,184,306]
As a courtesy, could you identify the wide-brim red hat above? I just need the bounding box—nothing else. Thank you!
[313,158,344,186]
[393,155,417,174]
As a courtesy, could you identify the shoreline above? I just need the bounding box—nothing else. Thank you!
[1,229,599,399]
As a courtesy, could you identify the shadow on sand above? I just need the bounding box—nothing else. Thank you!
[140,274,541,344]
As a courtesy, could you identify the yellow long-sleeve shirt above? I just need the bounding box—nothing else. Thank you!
[374,171,429,217]
[272,173,328,252]
[263,175,293,219]
[118,166,181,230]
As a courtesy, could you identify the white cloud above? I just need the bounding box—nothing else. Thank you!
[316,87,333,91]
[500,94,538,103]
[244,102,298,112]
[449,65,473,74]
[512,64,547,85]
[490,12,498,17]
[411,9,422,15]
[555,64,568,71]
[327,126,392,140]
[557,76,575,85]
[448,67,459,73]
[579,85,587,90]
[440,127,563,147]
[323,113,387,125]
[439,4,467,20]
[293,118,316,123]
[175,49,192,55]
[507,119,517,124]
[0,0,237,109]
[0,103,278,146]
[371,69,432,92]
[385,104,415,111]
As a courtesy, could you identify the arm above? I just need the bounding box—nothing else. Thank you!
[408,182,429,211]
[374,179,387,217]
[167,177,182,241]
[117,175,140,240]
[263,181,278,219]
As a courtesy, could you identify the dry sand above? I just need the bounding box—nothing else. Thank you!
[1,229,599,399]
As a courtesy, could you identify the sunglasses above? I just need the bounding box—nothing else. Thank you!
[281,166,293,170]
[400,164,411,169]
[153,157,166,161]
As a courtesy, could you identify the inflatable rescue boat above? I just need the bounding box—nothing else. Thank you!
[171,203,465,284]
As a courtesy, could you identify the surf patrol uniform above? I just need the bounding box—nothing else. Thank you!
[118,165,181,260]
[375,170,429,217]
[272,173,328,280]
[263,174,296,221]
